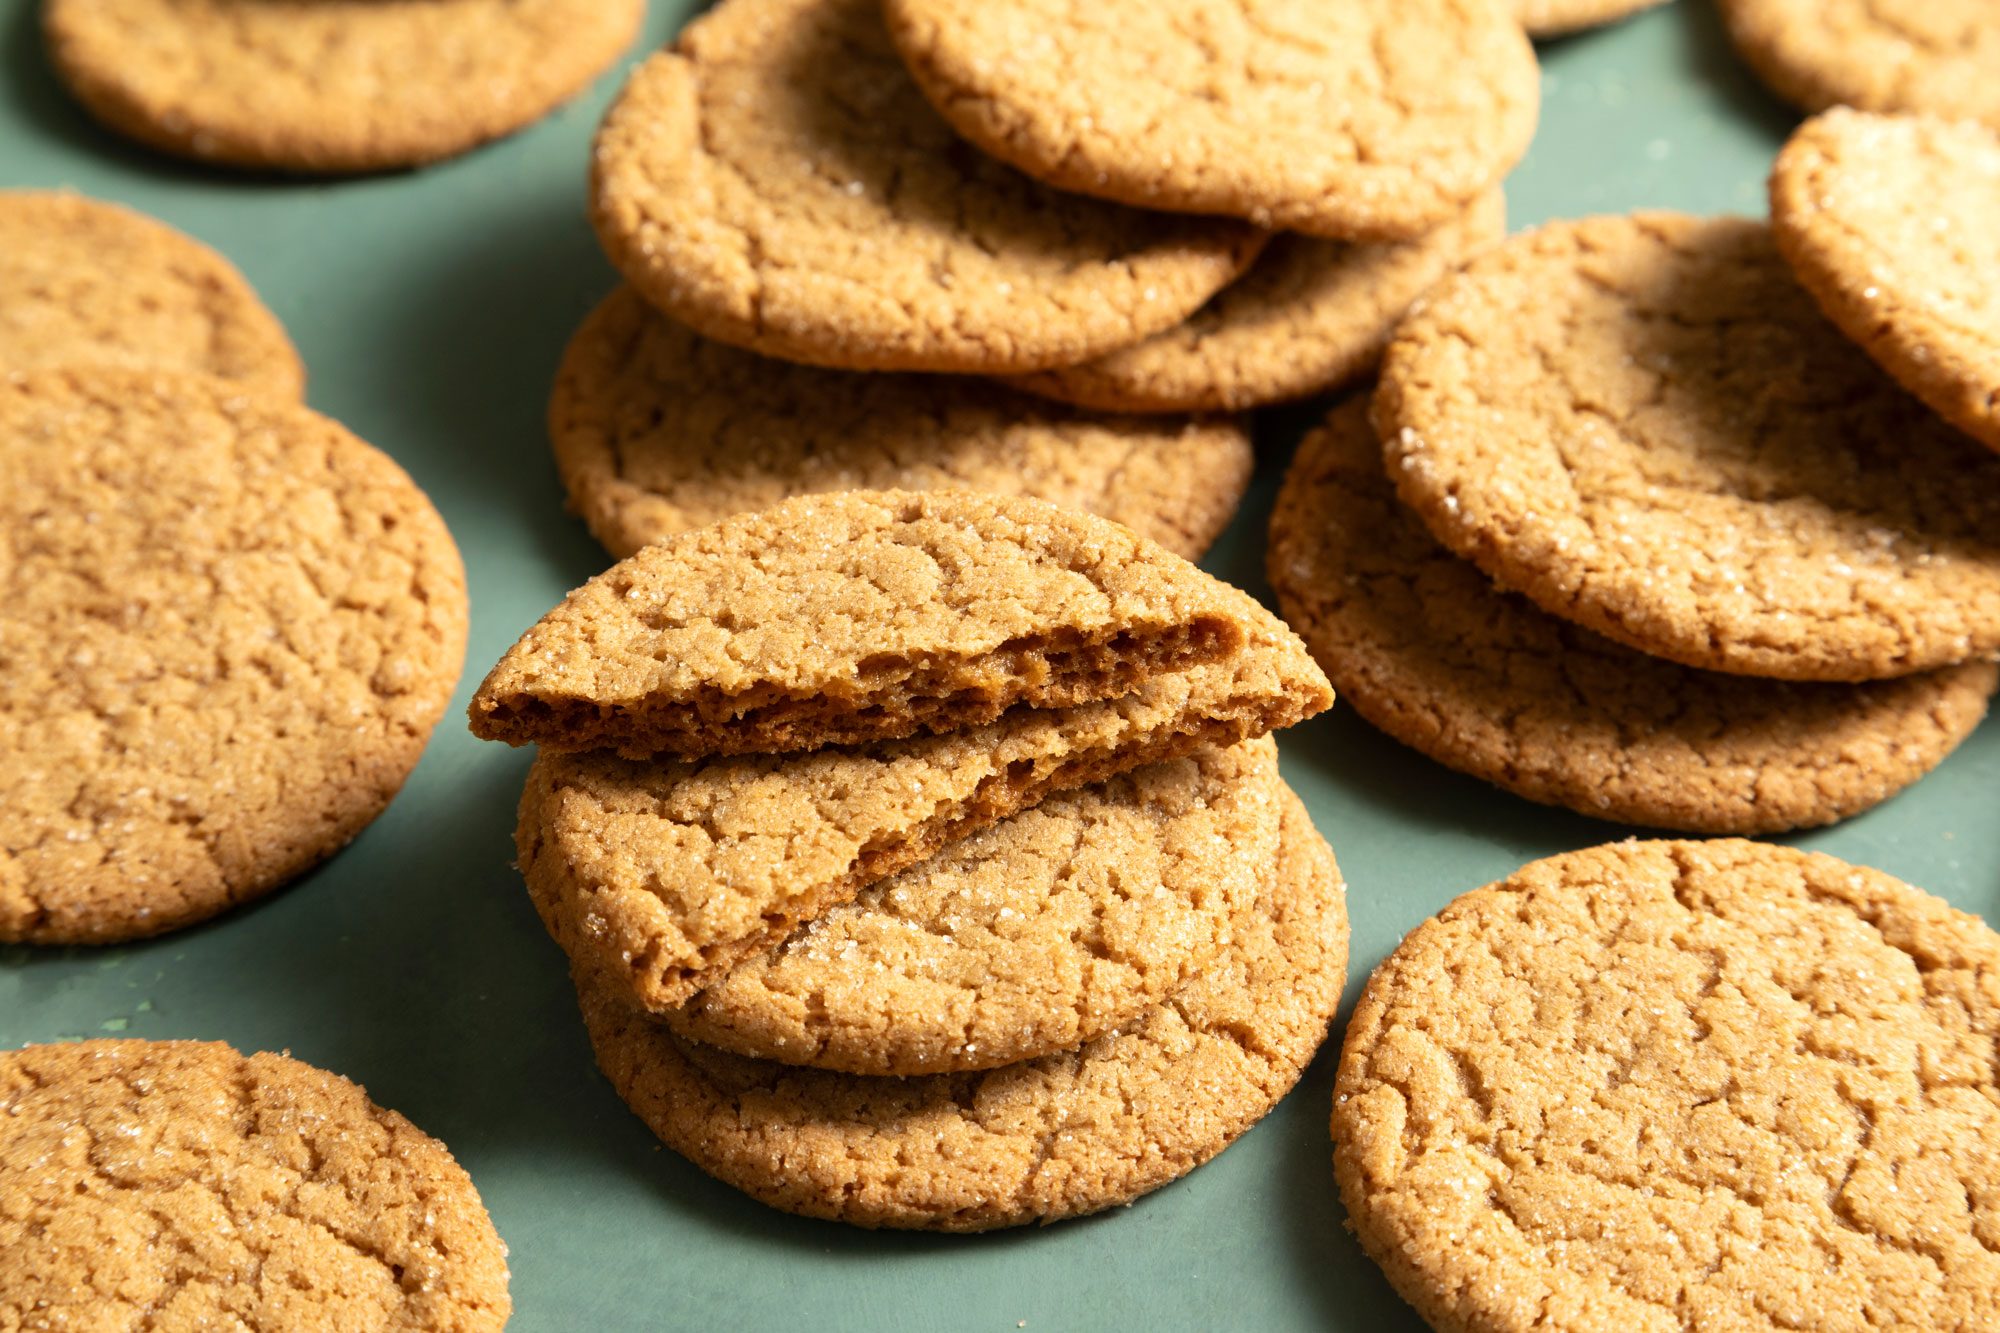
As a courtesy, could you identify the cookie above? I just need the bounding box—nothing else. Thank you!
[1516,0,1666,37]
[1718,0,2000,126]
[471,488,1297,759]
[550,287,1253,560]
[579,786,1345,1232]
[666,738,1284,1075]
[517,638,1331,1015]
[1269,399,1998,832]
[0,1039,510,1329]
[588,0,1265,375]
[883,0,1538,241]
[1334,838,2000,1331]
[1377,212,2000,682]
[43,0,642,173]
[1005,192,1506,414]
[1772,110,2000,457]
[0,192,301,398]
[0,370,469,945]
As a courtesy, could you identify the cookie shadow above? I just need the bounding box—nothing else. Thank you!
[1677,0,1796,143]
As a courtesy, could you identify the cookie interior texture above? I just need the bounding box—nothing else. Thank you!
[667,737,1285,1075]
[0,1040,511,1330]
[1335,838,2000,1330]
[1268,397,1998,833]
[549,287,1254,560]
[517,640,1332,1015]
[470,489,1289,759]
[577,787,1346,1231]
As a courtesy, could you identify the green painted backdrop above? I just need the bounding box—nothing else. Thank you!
[3,3,1994,1328]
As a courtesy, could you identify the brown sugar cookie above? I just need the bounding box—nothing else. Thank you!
[0,1040,510,1330]
[666,738,1284,1075]
[517,638,1332,1016]
[1269,399,1998,833]
[1717,0,2000,127]
[550,287,1253,560]
[1376,212,2000,682]
[579,787,1345,1232]
[1334,838,2000,1331]
[882,0,1538,241]
[1772,109,2000,457]
[1516,0,1666,38]
[1005,191,1506,415]
[470,488,1299,760]
[588,0,1265,375]
[0,192,301,398]
[42,0,643,173]
[0,370,468,945]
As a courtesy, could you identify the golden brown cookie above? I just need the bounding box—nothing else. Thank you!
[517,638,1331,1016]
[470,488,1297,759]
[43,0,644,173]
[1005,192,1506,414]
[588,0,1265,374]
[0,370,468,945]
[0,1040,510,1329]
[0,192,301,397]
[883,0,1538,241]
[666,738,1284,1075]
[1269,399,1998,832]
[1772,109,2000,457]
[580,787,1345,1232]
[1718,0,2000,126]
[1334,838,2000,1331]
[550,288,1253,560]
[1517,0,1666,37]
[1376,212,2000,682]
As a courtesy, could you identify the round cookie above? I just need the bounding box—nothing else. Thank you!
[588,0,1266,374]
[551,287,1253,560]
[1269,399,1998,833]
[1376,212,2000,682]
[1717,0,2000,127]
[0,369,469,945]
[1772,109,2000,457]
[1006,191,1506,414]
[1517,0,1667,38]
[883,0,1538,241]
[1334,838,2000,1331]
[666,738,1284,1075]
[0,192,301,397]
[42,0,643,173]
[579,787,1345,1232]
[0,1040,510,1329]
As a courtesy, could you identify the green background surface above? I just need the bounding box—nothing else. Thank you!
[2,3,1995,1329]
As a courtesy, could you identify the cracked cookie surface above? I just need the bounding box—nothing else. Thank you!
[1376,212,2000,681]
[579,787,1345,1231]
[43,0,643,172]
[0,192,301,397]
[1516,0,1665,37]
[884,0,1537,241]
[1269,399,1997,832]
[666,738,1283,1076]
[1334,838,2000,1332]
[516,636,1332,1016]
[1006,191,1505,414]
[0,370,468,945]
[550,287,1252,560]
[0,1039,510,1330]
[1772,109,2000,458]
[471,488,1291,759]
[589,0,1264,374]
[1718,0,2000,125]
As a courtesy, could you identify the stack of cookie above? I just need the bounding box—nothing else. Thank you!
[549,0,1544,562]
[471,489,1344,1229]
[1269,199,2000,835]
